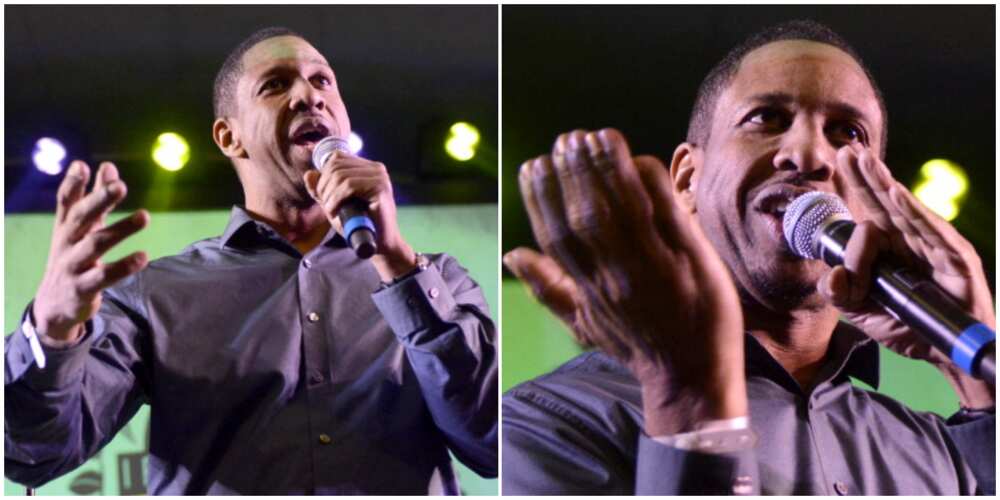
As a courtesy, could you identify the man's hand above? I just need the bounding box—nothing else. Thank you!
[819,145,995,407]
[32,161,149,344]
[302,151,416,280]
[504,128,748,435]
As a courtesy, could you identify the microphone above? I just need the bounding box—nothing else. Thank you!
[783,191,995,384]
[311,136,377,259]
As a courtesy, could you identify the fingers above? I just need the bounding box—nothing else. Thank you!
[519,154,594,279]
[315,152,384,197]
[824,221,887,308]
[633,154,694,250]
[55,160,91,224]
[838,146,924,268]
[310,153,389,216]
[66,210,150,273]
[64,172,129,244]
[76,251,149,295]
[503,247,584,340]
[888,184,975,277]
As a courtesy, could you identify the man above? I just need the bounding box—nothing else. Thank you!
[502,20,994,495]
[5,27,497,494]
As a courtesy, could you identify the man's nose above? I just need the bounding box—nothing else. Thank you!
[772,118,834,181]
[289,79,325,112]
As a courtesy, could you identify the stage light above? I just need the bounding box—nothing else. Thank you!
[444,122,480,162]
[152,132,190,171]
[912,158,968,221]
[348,131,364,155]
[32,137,67,175]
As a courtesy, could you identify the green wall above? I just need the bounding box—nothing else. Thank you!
[4,206,498,496]
[501,279,963,416]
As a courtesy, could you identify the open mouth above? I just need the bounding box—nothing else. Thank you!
[752,186,814,249]
[290,122,330,148]
[754,186,811,220]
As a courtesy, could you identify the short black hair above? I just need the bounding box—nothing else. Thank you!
[686,20,888,157]
[213,26,303,118]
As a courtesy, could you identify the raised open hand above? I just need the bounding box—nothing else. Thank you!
[32,161,149,343]
[505,128,747,434]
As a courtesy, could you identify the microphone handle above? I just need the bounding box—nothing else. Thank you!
[339,198,377,259]
[819,220,995,384]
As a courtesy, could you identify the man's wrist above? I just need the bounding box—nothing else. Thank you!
[651,416,757,453]
[641,376,749,436]
[936,361,996,409]
[371,241,418,282]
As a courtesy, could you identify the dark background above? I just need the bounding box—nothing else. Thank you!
[5,5,498,213]
[503,5,995,283]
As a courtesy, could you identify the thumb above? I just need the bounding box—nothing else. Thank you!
[818,265,854,309]
[302,170,321,201]
[503,247,578,326]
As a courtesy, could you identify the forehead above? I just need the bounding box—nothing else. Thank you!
[241,35,330,76]
[716,40,882,137]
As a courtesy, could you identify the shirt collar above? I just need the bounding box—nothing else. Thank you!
[218,205,264,249]
[745,321,880,393]
[218,205,347,252]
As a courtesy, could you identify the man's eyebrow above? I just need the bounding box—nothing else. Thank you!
[253,59,333,82]
[745,92,794,107]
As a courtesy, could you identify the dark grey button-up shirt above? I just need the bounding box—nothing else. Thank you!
[503,324,994,495]
[5,206,498,494]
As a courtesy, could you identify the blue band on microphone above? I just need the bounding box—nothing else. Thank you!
[343,215,376,240]
[950,323,996,375]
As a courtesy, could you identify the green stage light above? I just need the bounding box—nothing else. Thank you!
[152,132,190,171]
[445,122,480,162]
[912,158,968,221]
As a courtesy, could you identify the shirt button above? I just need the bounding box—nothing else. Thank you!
[302,258,312,269]
[318,433,332,445]
[406,297,417,308]
[834,481,848,495]
[307,312,320,322]
[428,287,440,299]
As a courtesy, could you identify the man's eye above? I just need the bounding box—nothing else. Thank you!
[261,78,286,93]
[827,121,868,145]
[313,75,332,87]
[744,108,789,129]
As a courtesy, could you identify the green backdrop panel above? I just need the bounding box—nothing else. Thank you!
[501,279,960,415]
[4,205,497,496]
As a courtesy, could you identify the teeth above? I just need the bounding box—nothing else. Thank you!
[775,200,789,213]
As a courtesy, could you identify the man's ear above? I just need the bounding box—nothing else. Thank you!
[670,142,701,213]
[212,117,245,159]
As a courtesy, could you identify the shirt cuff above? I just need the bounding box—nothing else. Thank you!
[6,305,94,389]
[636,433,758,495]
[370,260,458,346]
[651,416,756,453]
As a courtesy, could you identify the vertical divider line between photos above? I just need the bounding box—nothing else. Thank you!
[495,1,504,496]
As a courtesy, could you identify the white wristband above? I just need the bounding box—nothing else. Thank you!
[652,416,756,453]
[21,316,47,369]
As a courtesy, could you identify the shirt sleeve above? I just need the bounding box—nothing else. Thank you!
[502,386,759,495]
[370,253,498,478]
[944,412,996,495]
[4,278,151,488]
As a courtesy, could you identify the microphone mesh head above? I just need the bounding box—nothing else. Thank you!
[311,136,350,170]
[782,192,851,259]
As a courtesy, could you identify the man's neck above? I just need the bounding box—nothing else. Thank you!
[743,300,842,392]
[243,197,330,255]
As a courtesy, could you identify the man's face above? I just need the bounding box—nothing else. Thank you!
[693,40,883,311]
[232,35,351,199]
